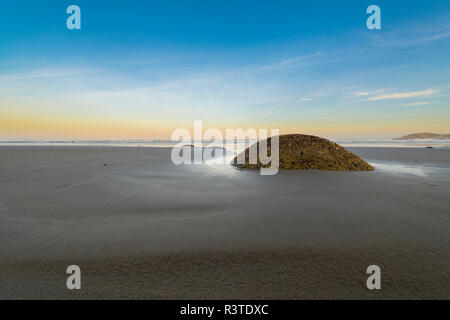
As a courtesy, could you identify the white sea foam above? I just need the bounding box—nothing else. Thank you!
[1,138,449,148]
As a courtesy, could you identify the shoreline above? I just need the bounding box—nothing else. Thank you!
[1,140,450,149]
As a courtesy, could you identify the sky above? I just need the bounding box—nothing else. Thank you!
[0,0,449,140]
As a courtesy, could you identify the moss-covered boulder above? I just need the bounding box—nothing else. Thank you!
[232,134,374,171]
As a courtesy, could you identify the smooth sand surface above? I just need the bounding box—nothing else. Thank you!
[0,146,449,299]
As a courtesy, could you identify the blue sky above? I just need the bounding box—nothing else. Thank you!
[1,0,449,139]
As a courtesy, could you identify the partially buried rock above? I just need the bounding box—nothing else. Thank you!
[232,134,374,171]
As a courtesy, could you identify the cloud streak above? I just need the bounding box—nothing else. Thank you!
[401,102,431,107]
[368,89,437,101]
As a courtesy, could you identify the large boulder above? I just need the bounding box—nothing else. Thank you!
[232,134,374,171]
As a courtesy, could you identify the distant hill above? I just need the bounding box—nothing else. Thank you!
[394,132,450,140]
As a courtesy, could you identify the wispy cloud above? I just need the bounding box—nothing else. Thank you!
[368,89,437,101]
[263,51,330,71]
[355,92,369,96]
[401,101,431,107]
[300,97,313,101]
[422,32,450,42]
[343,85,360,90]
[367,14,450,48]
[0,68,103,81]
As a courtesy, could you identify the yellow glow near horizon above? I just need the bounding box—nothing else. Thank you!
[1,108,449,140]
[0,110,182,140]
[0,99,450,140]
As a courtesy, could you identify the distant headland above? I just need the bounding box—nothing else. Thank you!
[394,132,450,140]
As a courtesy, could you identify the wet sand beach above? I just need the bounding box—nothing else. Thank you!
[0,146,449,299]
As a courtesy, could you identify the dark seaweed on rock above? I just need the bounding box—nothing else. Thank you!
[232,134,374,171]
